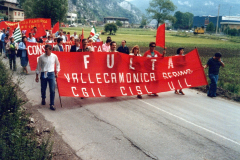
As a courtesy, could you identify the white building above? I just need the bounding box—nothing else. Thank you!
[67,13,77,24]
[104,17,129,27]
[0,0,25,22]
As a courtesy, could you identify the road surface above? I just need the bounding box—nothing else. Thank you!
[5,58,240,160]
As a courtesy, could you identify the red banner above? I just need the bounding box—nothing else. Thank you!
[156,23,165,48]
[0,18,51,30]
[26,41,103,71]
[55,49,207,97]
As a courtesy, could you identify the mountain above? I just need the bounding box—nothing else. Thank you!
[68,0,142,23]
[127,0,240,17]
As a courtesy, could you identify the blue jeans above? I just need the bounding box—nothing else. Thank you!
[40,72,56,105]
[208,74,219,97]
[2,41,6,56]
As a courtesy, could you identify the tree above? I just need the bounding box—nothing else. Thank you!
[22,0,68,24]
[116,20,123,27]
[104,23,118,35]
[206,22,215,33]
[174,11,194,29]
[146,0,176,28]
[140,15,147,28]
[0,13,8,21]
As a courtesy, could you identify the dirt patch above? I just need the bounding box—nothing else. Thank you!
[18,90,81,160]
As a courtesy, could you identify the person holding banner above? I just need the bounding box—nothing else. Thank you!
[143,42,166,58]
[70,39,81,52]
[77,39,90,52]
[204,53,225,97]
[6,37,18,71]
[130,45,143,99]
[28,33,37,43]
[143,42,166,96]
[35,44,60,111]
[18,36,29,74]
[174,48,185,95]
[108,41,118,52]
[53,38,64,52]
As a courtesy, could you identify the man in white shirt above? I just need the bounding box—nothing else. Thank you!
[27,33,37,42]
[57,31,66,43]
[71,32,78,39]
[0,29,3,55]
[35,44,60,110]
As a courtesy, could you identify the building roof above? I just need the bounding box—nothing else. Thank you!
[220,22,240,25]
[0,4,24,11]
[104,17,129,20]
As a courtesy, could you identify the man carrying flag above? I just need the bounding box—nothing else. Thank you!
[13,24,22,43]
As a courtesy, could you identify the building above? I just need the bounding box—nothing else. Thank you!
[193,16,240,32]
[104,17,129,27]
[67,13,77,24]
[0,0,24,22]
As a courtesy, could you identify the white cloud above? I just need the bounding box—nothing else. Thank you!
[204,1,214,6]
[177,1,192,7]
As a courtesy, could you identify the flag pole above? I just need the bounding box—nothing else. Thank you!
[56,77,63,108]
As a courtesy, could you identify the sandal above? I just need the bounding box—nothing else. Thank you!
[175,90,179,94]
[179,90,185,95]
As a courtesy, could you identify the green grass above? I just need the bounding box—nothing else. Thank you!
[62,27,240,96]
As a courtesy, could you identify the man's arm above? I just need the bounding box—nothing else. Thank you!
[218,58,225,67]
[35,56,42,82]
[55,55,60,78]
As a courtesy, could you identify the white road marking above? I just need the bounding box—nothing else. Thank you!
[140,100,240,146]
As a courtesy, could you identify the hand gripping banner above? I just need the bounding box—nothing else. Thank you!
[54,49,207,97]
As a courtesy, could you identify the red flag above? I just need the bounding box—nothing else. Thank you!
[52,22,59,34]
[9,29,14,37]
[34,23,46,38]
[25,27,33,37]
[156,23,165,48]
[66,34,70,41]
[80,29,84,49]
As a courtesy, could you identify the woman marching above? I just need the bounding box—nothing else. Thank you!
[130,45,143,99]
[18,36,29,74]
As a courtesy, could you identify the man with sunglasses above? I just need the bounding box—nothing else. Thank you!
[143,42,166,96]
[143,42,166,58]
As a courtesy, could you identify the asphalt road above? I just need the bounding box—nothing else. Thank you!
[5,57,240,160]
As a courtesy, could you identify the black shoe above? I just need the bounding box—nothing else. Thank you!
[50,105,56,111]
[41,99,46,105]
[137,95,142,99]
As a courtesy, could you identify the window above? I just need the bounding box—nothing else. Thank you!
[6,11,8,15]
[22,13,24,17]
[18,12,20,16]
[15,12,16,16]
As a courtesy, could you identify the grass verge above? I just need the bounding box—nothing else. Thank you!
[0,58,53,160]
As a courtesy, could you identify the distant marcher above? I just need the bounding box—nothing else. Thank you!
[77,39,90,52]
[71,32,78,39]
[107,36,111,41]
[32,27,37,36]
[204,53,225,97]
[18,36,29,74]
[70,39,81,52]
[108,41,118,52]
[6,37,18,71]
[1,29,6,57]
[117,40,129,54]
[27,33,37,42]
[87,39,95,52]
[143,42,166,96]
[45,35,54,43]
[35,44,60,111]
[174,48,185,95]
[53,37,64,51]
[70,36,75,42]
[57,31,66,43]
[0,29,3,55]
[102,39,111,52]
[4,33,10,58]
[130,45,142,99]
[96,36,101,42]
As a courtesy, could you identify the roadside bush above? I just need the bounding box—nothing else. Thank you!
[0,59,53,160]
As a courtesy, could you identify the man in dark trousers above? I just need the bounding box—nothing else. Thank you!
[204,53,225,97]
[70,39,81,52]
[117,40,129,54]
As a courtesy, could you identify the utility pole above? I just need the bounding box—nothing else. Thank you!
[216,4,220,34]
